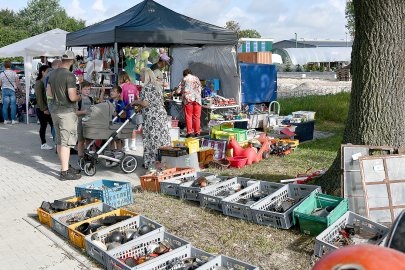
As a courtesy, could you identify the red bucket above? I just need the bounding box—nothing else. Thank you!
[227,156,248,168]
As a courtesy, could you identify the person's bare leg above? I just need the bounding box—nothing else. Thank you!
[78,140,84,157]
[59,146,70,171]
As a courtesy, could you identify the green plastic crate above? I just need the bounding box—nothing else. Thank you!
[293,193,348,236]
[223,128,248,142]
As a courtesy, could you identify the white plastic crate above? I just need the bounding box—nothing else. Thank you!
[314,211,389,257]
[105,231,190,270]
[198,255,259,270]
[85,215,164,266]
[51,203,115,239]
[200,177,255,211]
[251,183,321,229]
[221,181,284,221]
[160,172,212,197]
[179,175,224,202]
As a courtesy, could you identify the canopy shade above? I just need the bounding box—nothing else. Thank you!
[0,28,68,124]
[66,0,237,47]
[0,28,67,58]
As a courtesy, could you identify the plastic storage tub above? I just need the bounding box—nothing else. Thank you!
[198,255,259,270]
[293,193,349,236]
[85,215,164,266]
[51,202,115,239]
[250,184,321,229]
[314,211,389,257]
[160,171,214,197]
[75,180,133,208]
[222,181,284,221]
[179,175,224,202]
[105,231,190,270]
[200,177,254,211]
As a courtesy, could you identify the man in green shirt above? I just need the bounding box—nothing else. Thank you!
[47,51,82,180]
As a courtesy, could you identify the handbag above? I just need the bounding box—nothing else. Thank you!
[1,71,18,91]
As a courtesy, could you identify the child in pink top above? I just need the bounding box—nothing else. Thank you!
[119,71,141,151]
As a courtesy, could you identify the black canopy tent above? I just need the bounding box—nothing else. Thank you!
[66,0,237,47]
[66,0,240,103]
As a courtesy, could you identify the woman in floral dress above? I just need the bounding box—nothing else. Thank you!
[131,68,170,168]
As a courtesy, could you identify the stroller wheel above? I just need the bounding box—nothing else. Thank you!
[79,157,86,170]
[83,162,97,176]
[120,155,138,174]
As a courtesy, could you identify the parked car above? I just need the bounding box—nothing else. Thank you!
[0,62,25,80]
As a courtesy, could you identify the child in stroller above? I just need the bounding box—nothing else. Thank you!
[79,86,138,176]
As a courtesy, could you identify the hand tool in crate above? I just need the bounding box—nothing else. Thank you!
[37,195,100,227]
[250,183,321,229]
[68,208,137,249]
[221,181,284,221]
[140,167,196,192]
[179,174,224,202]
[106,231,191,270]
[160,171,213,197]
[85,215,164,266]
[293,192,349,236]
[198,255,259,270]
[75,179,133,208]
[51,202,115,239]
[200,177,255,211]
[314,211,389,257]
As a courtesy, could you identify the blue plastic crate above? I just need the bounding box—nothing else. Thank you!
[75,179,133,208]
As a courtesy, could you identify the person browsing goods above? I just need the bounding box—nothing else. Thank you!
[47,50,82,181]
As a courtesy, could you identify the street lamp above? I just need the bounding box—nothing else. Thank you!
[294,33,297,48]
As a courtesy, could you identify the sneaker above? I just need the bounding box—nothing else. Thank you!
[122,146,130,152]
[3,120,10,124]
[130,145,137,151]
[194,133,200,138]
[11,120,19,124]
[41,143,53,150]
[60,170,81,181]
[68,164,81,174]
[186,133,194,138]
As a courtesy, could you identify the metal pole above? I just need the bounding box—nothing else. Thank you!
[294,33,297,48]
[114,42,119,86]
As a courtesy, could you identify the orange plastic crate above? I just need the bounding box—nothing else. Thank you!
[68,208,137,249]
[140,168,196,192]
[37,197,101,227]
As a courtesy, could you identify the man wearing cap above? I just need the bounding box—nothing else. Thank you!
[47,50,82,180]
[150,54,172,89]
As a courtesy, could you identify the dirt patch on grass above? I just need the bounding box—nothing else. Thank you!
[125,191,316,270]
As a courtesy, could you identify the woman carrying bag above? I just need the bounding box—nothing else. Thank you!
[0,61,21,124]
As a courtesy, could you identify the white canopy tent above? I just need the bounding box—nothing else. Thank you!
[0,29,68,123]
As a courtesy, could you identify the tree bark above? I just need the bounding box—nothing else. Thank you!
[317,0,405,194]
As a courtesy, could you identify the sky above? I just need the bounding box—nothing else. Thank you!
[0,0,350,42]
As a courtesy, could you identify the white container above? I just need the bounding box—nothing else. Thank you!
[161,152,200,171]
[292,111,316,121]
[169,127,180,141]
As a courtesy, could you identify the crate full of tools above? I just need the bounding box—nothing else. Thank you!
[314,211,389,257]
[199,177,257,212]
[160,171,213,197]
[221,181,285,221]
[250,183,322,229]
[179,174,225,202]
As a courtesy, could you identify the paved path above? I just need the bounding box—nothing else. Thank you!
[0,123,145,269]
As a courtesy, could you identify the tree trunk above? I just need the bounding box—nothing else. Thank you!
[317,0,405,194]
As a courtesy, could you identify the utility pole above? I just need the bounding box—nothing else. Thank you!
[295,33,297,48]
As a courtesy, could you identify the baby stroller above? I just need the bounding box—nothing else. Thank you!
[80,101,138,176]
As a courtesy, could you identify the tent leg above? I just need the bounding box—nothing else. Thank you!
[114,42,119,85]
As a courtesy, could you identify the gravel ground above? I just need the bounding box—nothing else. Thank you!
[125,191,316,270]
[278,78,351,98]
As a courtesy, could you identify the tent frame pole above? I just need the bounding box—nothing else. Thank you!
[114,42,119,85]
